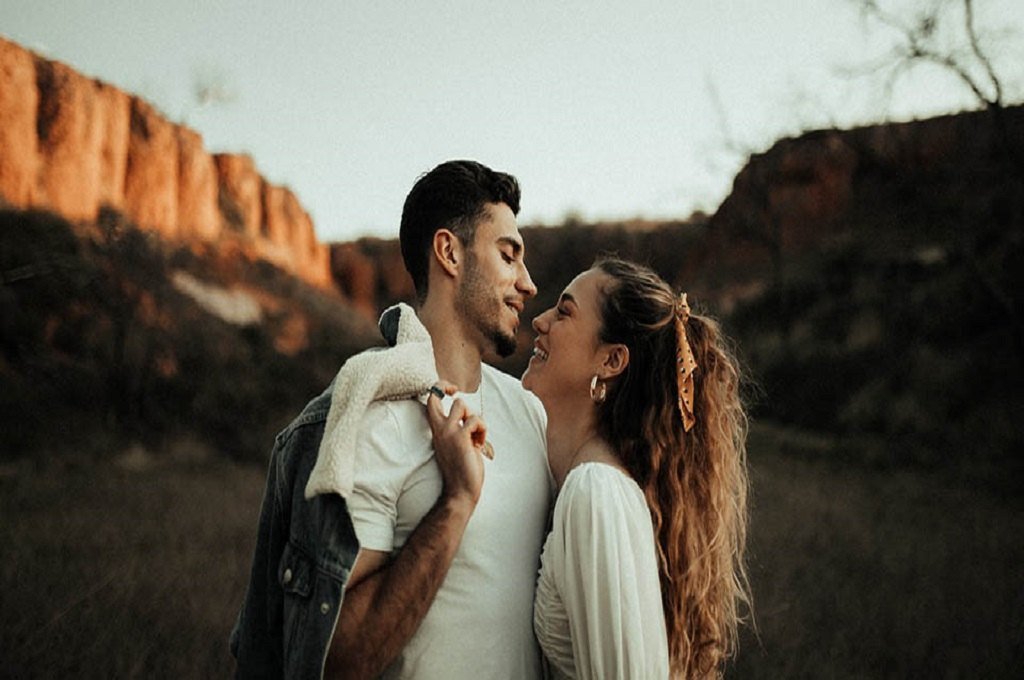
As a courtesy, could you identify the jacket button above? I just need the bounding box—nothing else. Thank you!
[320,602,330,614]
[283,568,293,584]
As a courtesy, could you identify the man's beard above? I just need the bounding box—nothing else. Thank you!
[455,254,518,358]
[489,326,517,358]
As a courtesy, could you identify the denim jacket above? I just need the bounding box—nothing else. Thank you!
[229,380,360,679]
[231,310,402,679]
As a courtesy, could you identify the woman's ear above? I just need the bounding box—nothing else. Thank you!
[601,344,630,379]
[432,229,461,278]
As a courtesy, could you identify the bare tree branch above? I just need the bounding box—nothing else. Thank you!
[849,0,1006,110]
[964,0,1004,106]
[704,74,749,156]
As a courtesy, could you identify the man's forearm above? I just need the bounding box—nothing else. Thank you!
[324,493,475,679]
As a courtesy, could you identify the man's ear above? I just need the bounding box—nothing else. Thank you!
[601,344,630,379]
[432,229,462,278]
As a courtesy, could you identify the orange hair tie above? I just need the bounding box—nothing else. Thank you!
[675,293,697,432]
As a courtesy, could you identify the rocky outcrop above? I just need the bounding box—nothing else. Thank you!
[0,36,332,288]
[214,153,262,239]
[176,128,218,241]
[701,104,1024,309]
[711,107,1023,249]
[96,83,130,210]
[330,243,381,319]
[0,39,37,208]
[124,98,179,236]
[330,239,417,318]
[35,57,107,221]
[260,181,332,287]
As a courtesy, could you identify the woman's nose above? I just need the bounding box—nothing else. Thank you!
[532,308,551,333]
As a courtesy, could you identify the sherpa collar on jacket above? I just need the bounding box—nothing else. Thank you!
[305,303,437,500]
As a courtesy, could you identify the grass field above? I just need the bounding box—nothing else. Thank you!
[1,426,1021,679]
[732,426,1024,677]
[0,453,264,678]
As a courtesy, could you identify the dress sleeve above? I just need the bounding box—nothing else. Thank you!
[555,464,670,680]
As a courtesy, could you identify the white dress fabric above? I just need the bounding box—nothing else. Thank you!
[534,463,670,680]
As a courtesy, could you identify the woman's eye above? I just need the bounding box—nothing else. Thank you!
[501,251,513,264]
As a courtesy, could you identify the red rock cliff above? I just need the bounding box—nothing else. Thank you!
[699,105,1024,308]
[0,37,332,288]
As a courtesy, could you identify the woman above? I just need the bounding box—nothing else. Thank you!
[520,257,752,679]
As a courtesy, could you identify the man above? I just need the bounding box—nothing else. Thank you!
[231,160,551,679]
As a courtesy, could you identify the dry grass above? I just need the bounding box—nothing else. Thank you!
[732,425,1024,678]
[1,427,1021,678]
[0,454,264,678]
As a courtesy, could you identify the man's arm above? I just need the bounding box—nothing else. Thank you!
[324,495,474,678]
[323,395,488,679]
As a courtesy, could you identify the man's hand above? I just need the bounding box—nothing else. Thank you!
[425,386,491,507]
[325,383,493,678]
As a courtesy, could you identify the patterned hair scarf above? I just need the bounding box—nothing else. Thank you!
[675,293,698,432]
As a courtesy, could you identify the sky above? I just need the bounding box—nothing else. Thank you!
[3,0,1023,242]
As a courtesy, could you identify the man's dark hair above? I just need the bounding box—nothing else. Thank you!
[400,160,521,302]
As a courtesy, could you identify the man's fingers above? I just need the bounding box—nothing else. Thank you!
[425,387,445,430]
[446,398,469,427]
[435,380,459,396]
[462,415,489,451]
[462,413,485,437]
[426,389,492,461]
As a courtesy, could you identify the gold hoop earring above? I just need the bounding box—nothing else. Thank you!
[590,375,607,403]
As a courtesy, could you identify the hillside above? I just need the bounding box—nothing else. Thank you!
[0,37,332,288]
[714,106,1024,478]
[0,207,378,460]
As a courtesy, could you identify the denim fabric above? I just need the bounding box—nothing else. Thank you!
[230,383,361,679]
[230,308,400,679]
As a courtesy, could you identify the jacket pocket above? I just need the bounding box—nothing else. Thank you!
[279,541,313,597]
[279,541,314,659]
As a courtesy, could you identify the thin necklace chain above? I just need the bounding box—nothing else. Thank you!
[477,373,494,459]
[478,374,484,417]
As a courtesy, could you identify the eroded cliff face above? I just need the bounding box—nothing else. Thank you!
[699,105,1024,309]
[330,239,416,319]
[0,37,331,288]
[710,106,1023,250]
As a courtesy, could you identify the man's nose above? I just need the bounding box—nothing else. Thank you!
[517,263,537,299]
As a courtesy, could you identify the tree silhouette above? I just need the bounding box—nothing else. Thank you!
[851,0,1009,109]
[851,0,1024,353]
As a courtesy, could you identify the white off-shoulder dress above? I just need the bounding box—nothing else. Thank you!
[533,462,670,679]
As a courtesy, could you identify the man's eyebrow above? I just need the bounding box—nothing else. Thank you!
[496,236,523,256]
[558,292,577,306]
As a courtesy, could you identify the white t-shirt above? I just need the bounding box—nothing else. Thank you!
[348,364,552,680]
[533,462,670,680]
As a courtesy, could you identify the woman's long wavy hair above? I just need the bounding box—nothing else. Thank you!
[594,257,751,678]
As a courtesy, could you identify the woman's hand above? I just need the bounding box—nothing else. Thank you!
[425,383,492,507]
